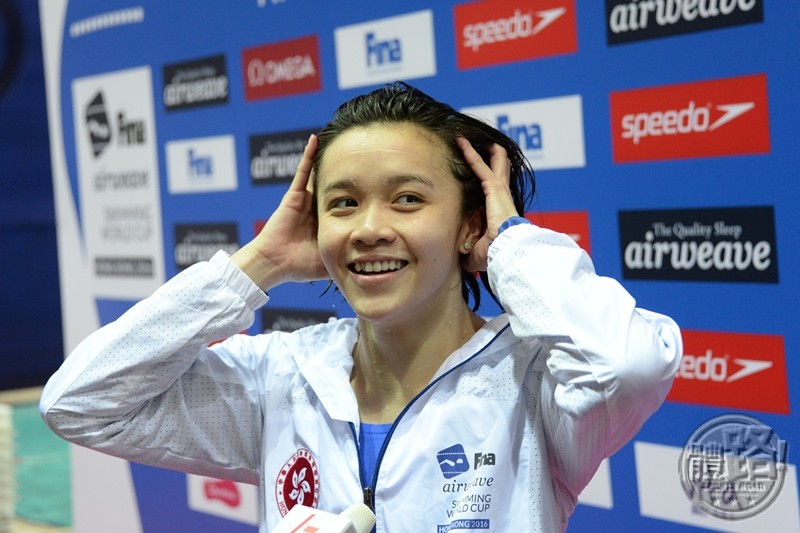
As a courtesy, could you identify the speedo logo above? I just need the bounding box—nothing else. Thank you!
[622,100,754,144]
[666,330,788,414]
[462,8,566,51]
[675,350,772,383]
[610,73,770,162]
[454,0,577,69]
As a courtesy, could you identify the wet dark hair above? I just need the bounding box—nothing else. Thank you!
[312,81,535,311]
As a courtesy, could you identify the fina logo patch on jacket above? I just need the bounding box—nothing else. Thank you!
[437,444,471,479]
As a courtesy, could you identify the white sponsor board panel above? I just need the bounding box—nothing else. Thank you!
[72,66,165,299]
[72,446,143,532]
[634,441,799,532]
[166,135,238,194]
[577,458,614,509]
[461,95,586,170]
[41,2,144,531]
[334,10,437,90]
[187,474,259,525]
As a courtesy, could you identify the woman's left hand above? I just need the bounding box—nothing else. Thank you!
[456,137,520,272]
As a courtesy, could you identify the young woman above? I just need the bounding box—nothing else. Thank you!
[40,82,682,532]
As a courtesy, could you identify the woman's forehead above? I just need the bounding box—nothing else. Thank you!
[330,122,442,150]
[316,123,451,182]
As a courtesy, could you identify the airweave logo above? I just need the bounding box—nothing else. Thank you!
[249,128,318,184]
[174,223,239,270]
[618,206,778,283]
[162,54,229,111]
[667,330,788,414]
[610,74,769,162]
[334,10,436,90]
[606,0,763,45]
[261,309,336,334]
[455,0,577,69]
[242,35,322,101]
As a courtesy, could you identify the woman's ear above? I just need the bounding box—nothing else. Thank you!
[459,207,485,252]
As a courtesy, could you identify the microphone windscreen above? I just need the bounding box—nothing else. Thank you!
[341,503,376,533]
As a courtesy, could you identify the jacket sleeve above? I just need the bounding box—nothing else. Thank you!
[486,223,682,496]
[39,251,270,484]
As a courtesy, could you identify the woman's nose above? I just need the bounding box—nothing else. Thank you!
[350,204,396,246]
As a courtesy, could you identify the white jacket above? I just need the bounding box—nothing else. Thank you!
[40,223,682,532]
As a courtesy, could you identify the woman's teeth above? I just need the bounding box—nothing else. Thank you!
[353,260,406,273]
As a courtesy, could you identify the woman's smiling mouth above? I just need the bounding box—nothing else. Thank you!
[351,260,408,274]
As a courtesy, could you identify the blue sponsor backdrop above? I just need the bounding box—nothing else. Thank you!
[53,1,798,531]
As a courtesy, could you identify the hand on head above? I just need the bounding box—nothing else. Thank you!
[233,133,522,289]
[456,137,520,273]
[231,134,329,291]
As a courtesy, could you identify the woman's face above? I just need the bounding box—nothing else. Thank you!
[315,122,477,325]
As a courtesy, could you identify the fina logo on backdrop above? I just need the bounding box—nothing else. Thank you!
[85,91,112,157]
[166,135,237,193]
[162,54,229,111]
[462,95,585,170]
[242,35,322,101]
[84,90,146,159]
[334,10,436,90]
[667,330,788,414]
[610,74,770,162]
[606,0,764,45]
[72,67,165,293]
[454,0,577,69]
[618,206,778,283]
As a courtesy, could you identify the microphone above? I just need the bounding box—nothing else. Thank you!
[271,503,376,533]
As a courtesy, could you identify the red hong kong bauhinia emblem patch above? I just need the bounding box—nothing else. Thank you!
[275,447,320,516]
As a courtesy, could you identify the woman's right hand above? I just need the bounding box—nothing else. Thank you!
[231,134,329,291]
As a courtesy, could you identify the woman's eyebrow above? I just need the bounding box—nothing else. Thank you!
[320,174,434,196]
[388,174,434,188]
[320,178,357,196]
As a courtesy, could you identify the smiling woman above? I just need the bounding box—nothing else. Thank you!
[315,124,472,326]
[39,81,682,532]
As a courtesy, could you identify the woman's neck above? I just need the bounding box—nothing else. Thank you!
[351,305,485,424]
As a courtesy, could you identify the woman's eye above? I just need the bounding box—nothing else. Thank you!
[395,194,421,205]
[330,198,357,209]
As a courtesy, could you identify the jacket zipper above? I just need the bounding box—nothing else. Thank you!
[355,323,511,513]
[349,422,373,510]
[363,486,374,510]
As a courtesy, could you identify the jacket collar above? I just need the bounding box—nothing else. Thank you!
[292,315,515,423]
